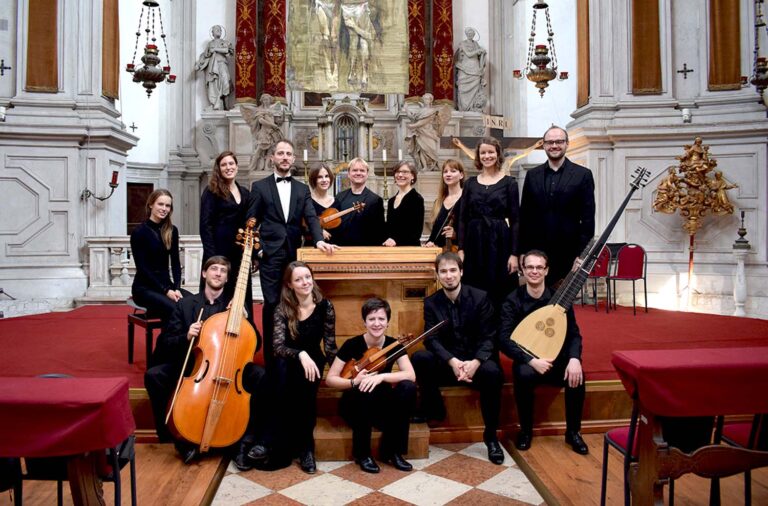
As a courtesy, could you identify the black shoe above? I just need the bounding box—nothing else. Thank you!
[247,444,269,463]
[299,451,316,474]
[565,431,589,455]
[174,442,198,465]
[515,431,532,451]
[385,454,413,472]
[355,456,380,474]
[410,414,427,424]
[486,440,505,465]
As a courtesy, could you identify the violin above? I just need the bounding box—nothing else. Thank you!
[436,205,458,253]
[341,320,447,379]
[319,201,365,229]
[166,218,261,452]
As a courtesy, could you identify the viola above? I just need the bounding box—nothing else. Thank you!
[341,320,447,379]
[319,201,365,229]
[167,218,261,452]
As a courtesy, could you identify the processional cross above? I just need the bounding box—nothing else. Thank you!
[439,113,541,166]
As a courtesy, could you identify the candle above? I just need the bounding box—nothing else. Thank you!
[513,69,522,79]
[398,149,402,160]
[303,149,308,162]
[382,149,387,162]
[110,170,119,186]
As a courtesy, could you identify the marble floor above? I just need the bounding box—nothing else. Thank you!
[213,442,545,506]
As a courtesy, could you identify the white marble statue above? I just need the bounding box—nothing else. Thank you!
[240,94,285,173]
[454,27,487,112]
[196,25,234,110]
[404,93,452,171]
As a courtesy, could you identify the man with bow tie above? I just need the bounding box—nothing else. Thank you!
[248,139,337,368]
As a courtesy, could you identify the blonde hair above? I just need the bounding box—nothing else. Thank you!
[431,159,465,223]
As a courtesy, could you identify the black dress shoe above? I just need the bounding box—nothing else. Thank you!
[247,444,269,463]
[385,454,413,472]
[174,442,198,465]
[565,431,589,455]
[299,451,316,474]
[233,450,253,471]
[355,456,380,474]
[515,431,532,451]
[486,440,505,465]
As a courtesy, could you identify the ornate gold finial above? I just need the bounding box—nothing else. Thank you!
[652,137,738,236]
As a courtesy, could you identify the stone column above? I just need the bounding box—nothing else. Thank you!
[732,213,751,317]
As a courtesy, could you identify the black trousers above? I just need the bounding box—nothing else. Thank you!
[259,246,291,371]
[144,361,267,447]
[272,356,323,456]
[132,287,191,326]
[513,358,585,434]
[339,380,416,460]
[412,350,503,442]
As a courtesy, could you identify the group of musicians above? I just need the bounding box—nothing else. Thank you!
[133,127,596,474]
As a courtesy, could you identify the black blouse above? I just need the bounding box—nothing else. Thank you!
[200,184,251,264]
[130,219,181,293]
[386,189,425,246]
[427,197,461,248]
[273,298,337,367]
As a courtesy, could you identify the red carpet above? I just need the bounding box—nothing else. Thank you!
[0,304,766,386]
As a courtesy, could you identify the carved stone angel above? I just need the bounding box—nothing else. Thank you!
[240,94,284,173]
[404,93,452,171]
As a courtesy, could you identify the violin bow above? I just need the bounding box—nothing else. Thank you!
[165,308,204,425]
[380,320,448,368]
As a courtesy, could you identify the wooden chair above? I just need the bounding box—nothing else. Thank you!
[581,245,611,312]
[600,404,675,506]
[607,243,648,315]
[718,414,766,505]
[127,297,163,364]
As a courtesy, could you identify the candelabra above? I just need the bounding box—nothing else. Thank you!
[82,171,120,201]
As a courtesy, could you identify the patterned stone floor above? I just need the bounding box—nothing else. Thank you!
[212,442,545,506]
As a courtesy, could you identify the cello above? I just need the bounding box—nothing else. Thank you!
[167,218,261,452]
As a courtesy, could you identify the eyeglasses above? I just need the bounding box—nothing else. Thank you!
[543,139,567,146]
[523,265,547,272]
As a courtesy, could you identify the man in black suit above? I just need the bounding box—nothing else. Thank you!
[144,256,268,468]
[518,126,595,285]
[333,157,386,246]
[247,139,337,367]
[412,251,505,465]
[498,249,588,455]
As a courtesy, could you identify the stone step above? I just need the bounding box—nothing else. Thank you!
[313,415,430,461]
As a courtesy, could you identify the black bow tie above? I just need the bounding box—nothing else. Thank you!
[276,176,292,183]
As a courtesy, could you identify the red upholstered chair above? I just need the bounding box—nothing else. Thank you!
[581,245,611,312]
[720,414,766,505]
[600,405,675,506]
[607,243,648,315]
[127,297,163,364]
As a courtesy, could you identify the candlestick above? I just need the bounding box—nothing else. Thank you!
[110,170,119,186]
[383,160,388,200]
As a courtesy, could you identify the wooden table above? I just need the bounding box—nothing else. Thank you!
[612,348,768,505]
[0,376,135,505]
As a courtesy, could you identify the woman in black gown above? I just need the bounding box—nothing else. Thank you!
[130,189,185,325]
[457,137,520,308]
[383,161,424,247]
[308,165,338,243]
[272,261,336,474]
[425,159,465,249]
[200,151,253,321]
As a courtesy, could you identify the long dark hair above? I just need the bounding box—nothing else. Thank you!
[209,151,238,199]
[277,261,324,339]
[473,136,504,173]
[145,189,174,249]
[431,158,465,221]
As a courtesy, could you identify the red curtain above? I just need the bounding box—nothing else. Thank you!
[262,0,286,99]
[235,0,259,102]
[431,0,454,102]
[408,0,426,98]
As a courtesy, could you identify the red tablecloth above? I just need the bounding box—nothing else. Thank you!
[0,377,135,457]
[612,347,768,417]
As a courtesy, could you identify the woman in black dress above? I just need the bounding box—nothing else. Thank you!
[130,189,185,325]
[383,161,424,247]
[200,151,253,321]
[270,261,336,473]
[457,136,520,308]
[425,159,465,249]
[308,165,338,243]
[325,297,417,474]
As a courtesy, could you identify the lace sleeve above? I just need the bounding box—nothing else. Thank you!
[323,300,337,366]
[272,306,300,359]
